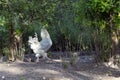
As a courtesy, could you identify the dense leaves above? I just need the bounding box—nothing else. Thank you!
[0,0,120,62]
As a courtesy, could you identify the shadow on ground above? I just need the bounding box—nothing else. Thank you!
[0,60,94,80]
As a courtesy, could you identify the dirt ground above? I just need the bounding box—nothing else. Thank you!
[0,59,120,80]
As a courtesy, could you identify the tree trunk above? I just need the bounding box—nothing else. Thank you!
[108,11,119,67]
[15,34,24,61]
[109,31,118,64]
[93,30,101,62]
[9,24,15,61]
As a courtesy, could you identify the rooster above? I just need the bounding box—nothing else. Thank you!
[28,27,52,63]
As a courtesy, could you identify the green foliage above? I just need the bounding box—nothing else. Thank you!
[47,52,52,58]
[118,58,120,63]
[20,77,26,80]
[74,0,120,62]
[89,0,112,13]
[61,58,68,69]
[0,0,120,62]
[69,52,79,67]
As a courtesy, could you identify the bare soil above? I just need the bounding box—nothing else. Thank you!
[0,59,120,80]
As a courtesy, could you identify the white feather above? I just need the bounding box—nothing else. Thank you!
[28,27,52,62]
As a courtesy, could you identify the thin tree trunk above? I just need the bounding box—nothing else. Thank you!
[109,11,119,66]
[93,30,101,62]
[109,31,118,63]
[9,24,15,61]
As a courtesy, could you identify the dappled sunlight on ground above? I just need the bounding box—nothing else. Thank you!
[0,62,74,80]
[0,63,25,75]
[34,69,61,75]
[0,59,120,80]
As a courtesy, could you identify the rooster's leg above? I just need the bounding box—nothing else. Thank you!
[43,52,52,61]
[36,57,39,63]
[42,52,48,59]
[35,54,40,63]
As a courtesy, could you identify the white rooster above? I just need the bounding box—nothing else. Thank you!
[28,27,52,63]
